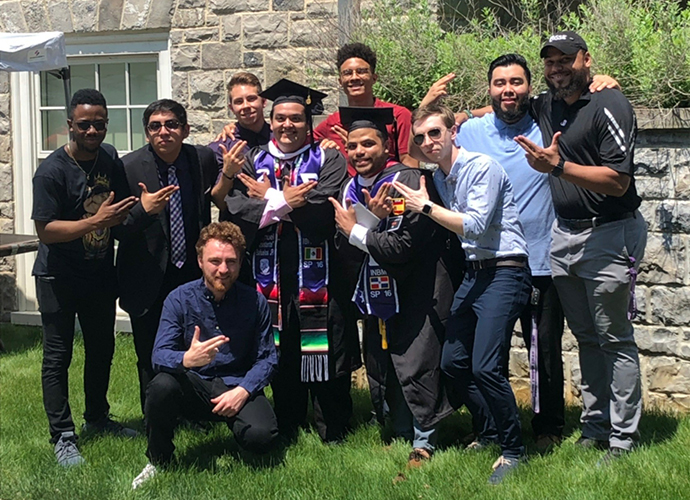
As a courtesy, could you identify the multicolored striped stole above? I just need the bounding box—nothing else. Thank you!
[253,145,330,382]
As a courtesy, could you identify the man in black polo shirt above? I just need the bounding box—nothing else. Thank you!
[515,31,647,464]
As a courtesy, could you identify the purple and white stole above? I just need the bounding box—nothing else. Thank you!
[252,144,330,382]
[345,172,401,338]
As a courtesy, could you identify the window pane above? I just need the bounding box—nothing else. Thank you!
[130,109,146,150]
[99,63,126,105]
[70,64,96,95]
[42,110,69,151]
[105,109,128,151]
[40,72,65,107]
[129,62,158,105]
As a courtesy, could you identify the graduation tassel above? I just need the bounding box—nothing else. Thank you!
[378,318,388,350]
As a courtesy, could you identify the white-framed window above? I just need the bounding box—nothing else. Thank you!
[11,33,172,319]
[37,56,159,156]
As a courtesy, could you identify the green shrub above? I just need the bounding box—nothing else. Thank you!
[355,0,690,109]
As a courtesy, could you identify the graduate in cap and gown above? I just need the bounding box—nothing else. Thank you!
[329,107,464,466]
[223,79,360,442]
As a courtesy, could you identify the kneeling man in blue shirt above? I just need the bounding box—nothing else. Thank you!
[132,221,279,489]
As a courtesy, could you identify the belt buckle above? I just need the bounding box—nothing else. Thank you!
[591,216,599,228]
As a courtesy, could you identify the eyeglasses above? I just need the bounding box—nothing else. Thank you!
[340,67,371,78]
[74,120,108,131]
[146,119,182,133]
[412,128,443,146]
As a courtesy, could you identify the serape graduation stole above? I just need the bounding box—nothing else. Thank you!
[252,146,330,382]
[345,172,402,349]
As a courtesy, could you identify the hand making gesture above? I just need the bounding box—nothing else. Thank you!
[282,178,317,208]
[182,326,229,369]
[328,196,357,237]
[515,131,562,174]
[238,172,272,199]
[362,182,393,219]
[392,176,430,213]
[139,183,179,215]
[218,140,248,180]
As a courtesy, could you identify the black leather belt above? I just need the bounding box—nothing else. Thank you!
[467,256,527,270]
[557,211,635,231]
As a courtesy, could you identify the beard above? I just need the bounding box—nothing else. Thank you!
[546,67,589,101]
[203,271,236,296]
[491,94,530,124]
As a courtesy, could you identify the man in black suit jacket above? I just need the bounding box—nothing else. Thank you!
[117,99,218,412]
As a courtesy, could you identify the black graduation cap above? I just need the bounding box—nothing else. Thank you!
[339,106,399,161]
[339,106,395,139]
[260,78,327,116]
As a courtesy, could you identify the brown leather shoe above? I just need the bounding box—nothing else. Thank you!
[407,448,432,469]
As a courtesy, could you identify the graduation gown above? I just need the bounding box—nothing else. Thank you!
[223,143,361,379]
[336,163,464,429]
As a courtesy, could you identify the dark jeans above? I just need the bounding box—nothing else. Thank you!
[516,275,565,437]
[130,261,200,413]
[441,266,531,459]
[145,371,279,464]
[36,275,117,442]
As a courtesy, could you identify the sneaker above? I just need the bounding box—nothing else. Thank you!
[54,432,85,467]
[132,463,158,490]
[535,434,562,453]
[82,417,137,438]
[488,455,522,485]
[596,447,629,468]
[575,436,608,450]
[406,448,432,469]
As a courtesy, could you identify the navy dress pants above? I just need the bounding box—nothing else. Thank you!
[441,266,531,459]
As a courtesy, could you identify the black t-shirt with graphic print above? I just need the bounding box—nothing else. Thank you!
[31,144,129,278]
[530,87,642,220]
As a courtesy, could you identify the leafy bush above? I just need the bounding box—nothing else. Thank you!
[355,0,690,109]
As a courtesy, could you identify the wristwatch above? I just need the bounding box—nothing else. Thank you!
[551,158,565,177]
[422,201,434,215]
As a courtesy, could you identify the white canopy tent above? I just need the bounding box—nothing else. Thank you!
[0,31,70,115]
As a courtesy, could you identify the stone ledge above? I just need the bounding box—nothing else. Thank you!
[636,108,690,130]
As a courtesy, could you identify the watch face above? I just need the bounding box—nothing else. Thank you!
[422,202,432,214]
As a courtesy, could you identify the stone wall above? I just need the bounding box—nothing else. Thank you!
[0,67,14,322]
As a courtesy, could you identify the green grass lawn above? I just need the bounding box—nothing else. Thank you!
[2,324,690,500]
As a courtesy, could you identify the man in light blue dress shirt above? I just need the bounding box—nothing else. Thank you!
[394,103,531,485]
[454,54,565,451]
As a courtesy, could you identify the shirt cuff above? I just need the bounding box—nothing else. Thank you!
[259,188,293,229]
[348,224,370,253]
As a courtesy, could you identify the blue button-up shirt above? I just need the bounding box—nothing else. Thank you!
[456,113,554,275]
[152,278,278,396]
[433,147,528,261]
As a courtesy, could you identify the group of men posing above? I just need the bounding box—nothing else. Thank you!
[32,31,646,488]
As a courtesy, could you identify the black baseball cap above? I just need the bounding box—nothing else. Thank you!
[260,78,327,115]
[339,106,395,140]
[540,31,588,58]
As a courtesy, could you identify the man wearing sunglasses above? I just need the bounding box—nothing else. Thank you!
[117,99,219,413]
[394,103,531,485]
[32,89,139,467]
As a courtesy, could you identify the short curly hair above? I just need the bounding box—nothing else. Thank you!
[336,43,377,73]
[196,222,247,259]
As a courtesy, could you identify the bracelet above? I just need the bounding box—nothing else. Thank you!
[222,172,234,181]
[463,109,473,119]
